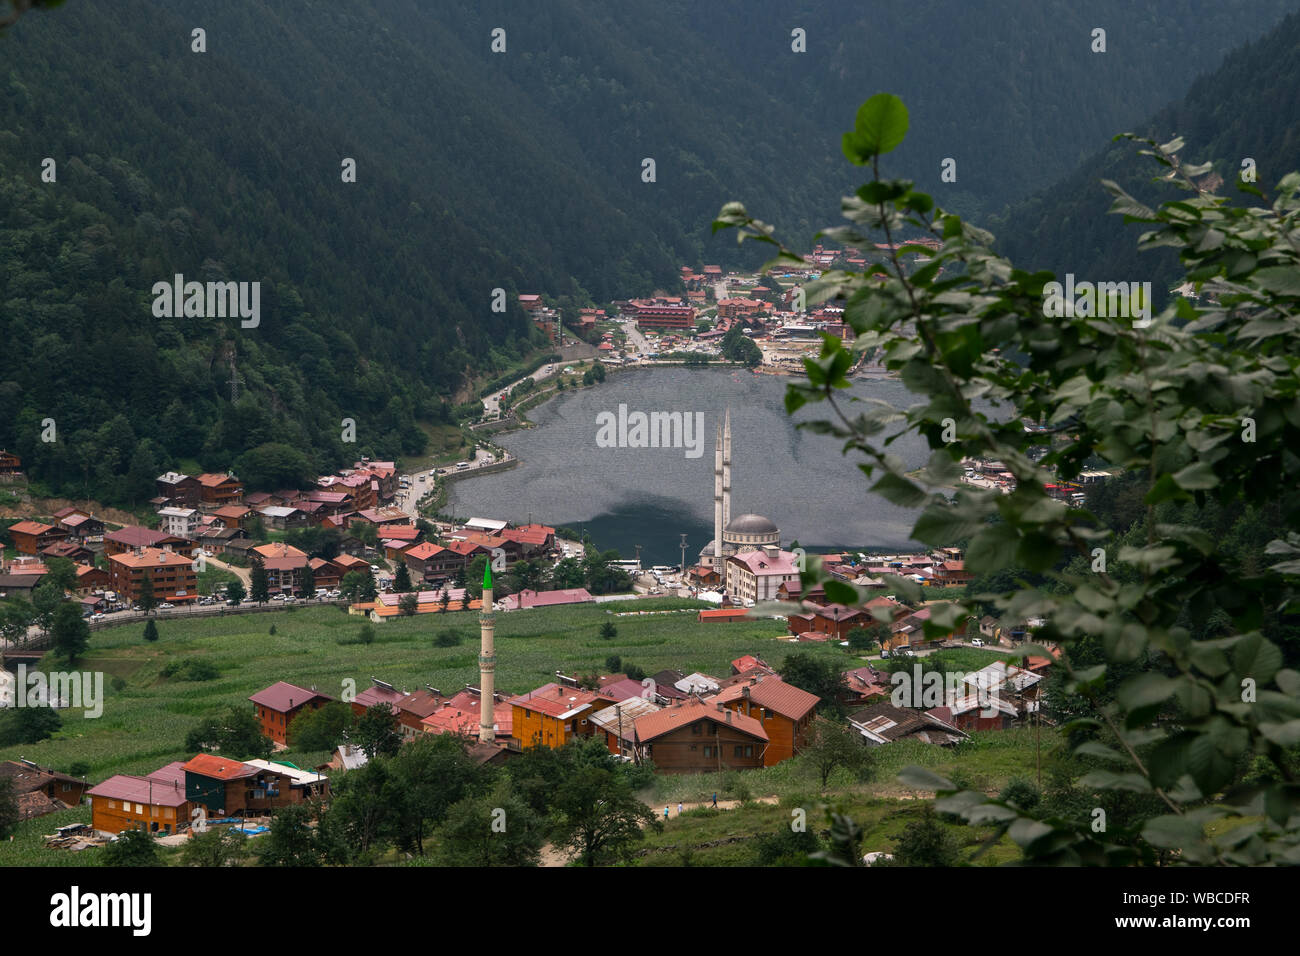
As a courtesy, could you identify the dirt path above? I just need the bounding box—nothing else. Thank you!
[537,794,780,866]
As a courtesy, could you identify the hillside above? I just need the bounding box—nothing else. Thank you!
[1,0,1295,503]
[991,10,1300,295]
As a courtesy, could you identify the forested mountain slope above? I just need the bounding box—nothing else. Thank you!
[1,0,1293,502]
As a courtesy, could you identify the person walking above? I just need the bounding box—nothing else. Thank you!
[711,792,718,809]
[664,805,670,821]
[678,801,683,816]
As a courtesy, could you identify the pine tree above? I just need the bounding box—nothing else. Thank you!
[143,619,159,642]
[250,558,270,603]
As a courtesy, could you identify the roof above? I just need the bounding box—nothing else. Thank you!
[252,542,308,560]
[248,681,332,712]
[197,473,240,487]
[88,769,189,807]
[634,699,768,743]
[104,526,175,548]
[107,547,193,569]
[182,754,258,780]
[589,698,661,742]
[500,588,594,610]
[727,549,799,576]
[242,759,327,786]
[699,608,750,622]
[599,678,651,702]
[508,683,601,720]
[674,672,721,695]
[0,760,84,794]
[710,675,819,720]
[9,520,56,535]
[403,541,446,561]
[847,702,967,745]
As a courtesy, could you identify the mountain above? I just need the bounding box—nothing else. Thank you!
[991,10,1300,295]
[1,0,1295,503]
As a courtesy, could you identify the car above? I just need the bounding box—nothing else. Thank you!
[272,594,286,602]
[158,602,174,609]
[370,564,380,572]
[880,650,890,659]
[284,596,296,604]
[971,638,985,647]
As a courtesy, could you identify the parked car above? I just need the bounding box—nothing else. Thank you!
[158,602,174,609]
[971,638,985,647]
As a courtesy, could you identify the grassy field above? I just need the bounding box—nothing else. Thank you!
[1,598,841,781]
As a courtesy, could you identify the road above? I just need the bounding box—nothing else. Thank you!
[620,318,650,358]
[393,446,504,518]
[482,361,564,417]
[204,553,250,587]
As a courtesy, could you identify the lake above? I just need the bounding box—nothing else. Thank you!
[447,366,945,564]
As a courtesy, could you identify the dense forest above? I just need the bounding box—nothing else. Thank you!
[1,0,1296,503]
[992,10,1300,298]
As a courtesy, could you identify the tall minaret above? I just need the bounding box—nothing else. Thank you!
[722,409,732,592]
[722,409,732,535]
[713,417,724,577]
[478,562,496,744]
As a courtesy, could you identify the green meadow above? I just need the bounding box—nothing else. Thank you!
[2,598,832,780]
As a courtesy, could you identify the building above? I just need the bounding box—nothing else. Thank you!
[8,521,66,556]
[632,699,767,773]
[499,587,595,610]
[157,507,201,538]
[182,754,261,818]
[0,450,21,474]
[107,547,199,605]
[212,505,253,530]
[57,512,104,539]
[87,762,190,835]
[156,472,201,507]
[508,682,602,751]
[252,542,309,595]
[711,675,819,766]
[726,547,800,604]
[197,472,244,508]
[103,526,194,557]
[0,760,88,820]
[635,303,696,331]
[847,702,967,746]
[590,697,660,759]
[249,681,334,745]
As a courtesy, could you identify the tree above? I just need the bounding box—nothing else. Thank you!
[847,622,889,652]
[0,598,34,644]
[299,562,315,598]
[340,569,368,602]
[393,562,413,593]
[142,619,159,642]
[779,652,844,713]
[101,828,161,866]
[136,572,157,614]
[800,715,875,789]
[0,778,18,840]
[354,702,402,760]
[181,827,248,867]
[50,601,90,664]
[890,805,961,867]
[257,803,319,866]
[438,589,450,613]
[184,705,272,758]
[289,700,354,752]
[717,93,1300,864]
[599,621,617,641]
[249,558,270,603]
[389,734,492,855]
[329,759,397,858]
[605,654,622,673]
[30,579,64,631]
[0,707,61,746]
[435,782,544,866]
[225,579,246,604]
[398,593,419,616]
[550,557,585,589]
[550,764,659,866]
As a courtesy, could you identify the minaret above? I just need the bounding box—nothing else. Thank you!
[713,418,724,577]
[478,562,495,744]
[723,409,732,535]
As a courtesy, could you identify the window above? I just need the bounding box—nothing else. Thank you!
[703,746,713,758]
[733,745,743,757]
[107,800,116,810]
[692,723,703,735]
[745,745,754,757]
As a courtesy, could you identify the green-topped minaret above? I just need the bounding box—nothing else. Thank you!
[478,560,496,744]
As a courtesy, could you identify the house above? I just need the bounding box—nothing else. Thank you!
[157,506,202,539]
[367,589,480,620]
[0,450,21,474]
[40,540,94,564]
[252,542,309,595]
[156,472,201,507]
[0,573,44,598]
[632,699,767,773]
[509,683,603,750]
[499,587,594,610]
[725,547,800,603]
[0,760,88,820]
[8,520,66,556]
[197,472,244,508]
[589,697,661,759]
[710,675,820,766]
[107,547,199,605]
[103,526,194,557]
[942,694,1019,731]
[74,563,110,594]
[87,761,190,835]
[182,753,261,817]
[249,681,334,745]
[242,759,330,806]
[787,603,874,641]
[848,702,968,746]
[57,512,104,540]
[213,505,253,530]
[402,542,462,583]
[674,672,722,696]
[842,665,891,705]
[307,558,341,590]
[698,608,751,624]
[197,525,248,555]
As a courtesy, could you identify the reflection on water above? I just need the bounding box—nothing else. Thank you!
[448,367,940,564]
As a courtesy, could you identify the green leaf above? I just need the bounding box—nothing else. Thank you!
[842,93,909,163]
[1142,814,1203,850]
[896,765,954,791]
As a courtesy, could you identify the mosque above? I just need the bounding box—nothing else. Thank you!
[698,409,781,592]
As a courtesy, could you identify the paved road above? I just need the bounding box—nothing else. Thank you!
[204,554,250,587]
[621,318,651,358]
[394,447,504,518]
[483,362,563,417]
